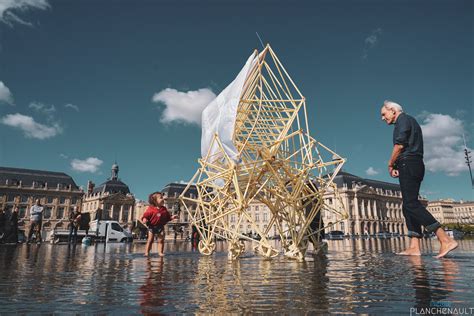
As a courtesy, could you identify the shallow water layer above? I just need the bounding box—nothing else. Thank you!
[0,238,473,314]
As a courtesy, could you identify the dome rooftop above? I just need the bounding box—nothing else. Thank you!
[92,178,130,195]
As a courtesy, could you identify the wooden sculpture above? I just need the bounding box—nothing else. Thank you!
[180,44,346,260]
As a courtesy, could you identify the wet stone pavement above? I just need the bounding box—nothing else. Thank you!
[0,238,473,314]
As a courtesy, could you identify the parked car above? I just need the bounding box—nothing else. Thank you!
[445,229,464,240]
[327,230,344,240]
[375,232,392,239]
[47,220,132,243]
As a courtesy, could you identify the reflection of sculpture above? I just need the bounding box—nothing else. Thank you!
[180,44,346,260]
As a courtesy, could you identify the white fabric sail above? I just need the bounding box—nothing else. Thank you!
[201,51,258,162]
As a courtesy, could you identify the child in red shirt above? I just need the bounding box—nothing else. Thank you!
[142,191,177,257]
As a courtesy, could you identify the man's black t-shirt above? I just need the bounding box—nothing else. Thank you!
[393,112,424,162]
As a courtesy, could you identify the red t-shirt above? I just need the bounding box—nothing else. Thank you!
[142,206,171,227]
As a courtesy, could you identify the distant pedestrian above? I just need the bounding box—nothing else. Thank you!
[68,206,82,244]
[4,206,19,244]
[27,199,44,243]
[381,100,458,258]
[305,181,326,254]
[142,192,177,257]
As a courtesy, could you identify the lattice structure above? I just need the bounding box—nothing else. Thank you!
[180,44,346,260]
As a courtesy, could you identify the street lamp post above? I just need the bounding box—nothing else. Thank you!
[463,134,473,188]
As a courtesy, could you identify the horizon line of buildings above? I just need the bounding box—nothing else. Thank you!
[0,164,472,239]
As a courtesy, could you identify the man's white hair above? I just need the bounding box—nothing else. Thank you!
[383,100,403,112]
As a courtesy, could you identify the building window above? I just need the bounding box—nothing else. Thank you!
[20,195,29,203]
[7,195,16,202]
[4,205,13,216]
[255,206,259,212]
[57,207,65,219]
[44,207,52,219]
[59,197,67,204]
[231,214,235,223]
[263,212,268,222]
[71,198,77,205]
[122,209,129,222]
[19,206,27,218]
[255,213,260,222]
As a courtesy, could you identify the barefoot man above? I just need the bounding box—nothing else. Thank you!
[381,100,458,258]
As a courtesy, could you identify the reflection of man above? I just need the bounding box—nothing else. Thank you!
[381,100,457,258]
[27,199,43,243]
[407,256,459,314]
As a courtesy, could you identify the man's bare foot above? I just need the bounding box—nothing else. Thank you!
[396,248,421,256]
[158,252,165,257]
[144,253,149,257]
[435,241,458,259]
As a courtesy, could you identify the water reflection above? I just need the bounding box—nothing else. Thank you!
[408,255,461,312]
[140,257,165,314]
[0,238,472,314]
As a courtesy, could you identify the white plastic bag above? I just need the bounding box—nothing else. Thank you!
[201,51,258,162]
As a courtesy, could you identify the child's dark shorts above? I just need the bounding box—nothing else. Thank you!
[148,225,164,235]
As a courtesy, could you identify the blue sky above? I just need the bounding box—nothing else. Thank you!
[0,0,472,201]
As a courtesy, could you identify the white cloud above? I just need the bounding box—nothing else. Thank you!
[59,153,68,159]
[71,157,103,173]
[152,88,216,125]
[0,113,62,139]
[64,103,79,111]
[365,167,379,176]
[363,28,382,59]
[0,81,14,105]
[0,0,49,27]
[29,101,56,114]
[420,113,470,176]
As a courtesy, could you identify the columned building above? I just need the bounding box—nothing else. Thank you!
[427,200,456,224]
[321,172,417,235]
[82,163,135,227]
[0,166,83,233]
[153,171,435,239]
[161,183,198,239]
[428,199,474,224]
[454,201,474,224]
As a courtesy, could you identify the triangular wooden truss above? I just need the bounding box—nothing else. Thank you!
[180,44,347,260]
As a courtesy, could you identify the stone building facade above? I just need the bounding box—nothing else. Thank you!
[82,163,135,227]
[0,166,83,233]
[139,171,445,239]
[454,201,474,224]
[428,199,474,224]
[227,172,413,237]
[161,183,198,238]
